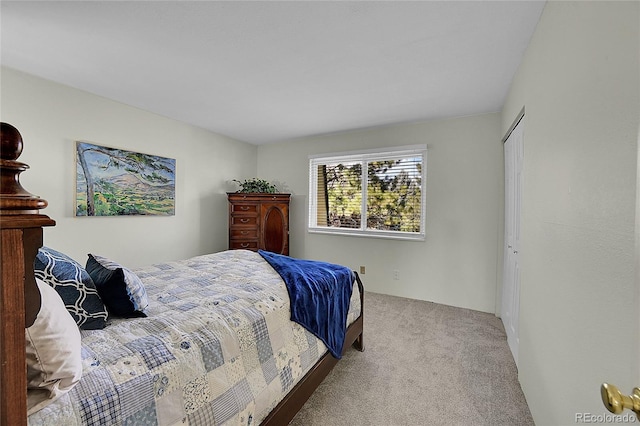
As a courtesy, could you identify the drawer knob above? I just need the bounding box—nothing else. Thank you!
[240,206,250,211]
[241,231,249,235]
[240,243,250,248]
[240,218,250,223]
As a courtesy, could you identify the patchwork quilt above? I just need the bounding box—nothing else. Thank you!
[27,250,362,426]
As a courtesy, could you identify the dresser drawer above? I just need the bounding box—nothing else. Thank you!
[229,240,259,250]
[230,228,259,239]
[230,216,258,226]
[230,203,258,214]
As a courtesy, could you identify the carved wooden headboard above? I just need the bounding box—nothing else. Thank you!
[0,122,55,426]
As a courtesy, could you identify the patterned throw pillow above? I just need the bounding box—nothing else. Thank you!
[34,247,108,330]
[86,254,149,318]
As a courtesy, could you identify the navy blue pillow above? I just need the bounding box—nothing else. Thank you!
[86,254,147,318]
[34,247,108,330]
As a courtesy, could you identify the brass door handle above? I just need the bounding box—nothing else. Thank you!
[601,383,640,419]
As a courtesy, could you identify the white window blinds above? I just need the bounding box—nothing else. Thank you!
[309,146,426,240]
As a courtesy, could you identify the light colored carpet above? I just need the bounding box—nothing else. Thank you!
[290,291,534,426]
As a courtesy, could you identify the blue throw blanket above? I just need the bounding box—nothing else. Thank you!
[258,250,354,359]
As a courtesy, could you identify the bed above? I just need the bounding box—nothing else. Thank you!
[0,122,364,426]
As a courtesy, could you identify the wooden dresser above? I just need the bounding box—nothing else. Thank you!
[227,193,290,255]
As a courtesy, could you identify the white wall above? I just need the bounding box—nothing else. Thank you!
[501,2,640,424]
[1,67,257,267]
[258,113,503,313]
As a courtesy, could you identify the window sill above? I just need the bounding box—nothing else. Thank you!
[308,227,425,242]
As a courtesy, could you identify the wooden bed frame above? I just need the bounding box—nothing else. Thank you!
[0,122,364,426]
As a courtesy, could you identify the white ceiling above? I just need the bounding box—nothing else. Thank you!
[1,1,545,145]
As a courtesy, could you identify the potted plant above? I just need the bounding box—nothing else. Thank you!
[232,178,278,193]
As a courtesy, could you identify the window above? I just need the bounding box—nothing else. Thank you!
[309,145,426,240]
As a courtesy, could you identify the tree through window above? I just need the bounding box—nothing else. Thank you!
[309,146,426,240]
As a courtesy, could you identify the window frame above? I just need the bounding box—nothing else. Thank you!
[308,145,427,241]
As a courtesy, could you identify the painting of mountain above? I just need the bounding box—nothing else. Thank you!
[76,142,175,216]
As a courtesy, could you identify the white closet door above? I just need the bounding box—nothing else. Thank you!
[502,117,524,366]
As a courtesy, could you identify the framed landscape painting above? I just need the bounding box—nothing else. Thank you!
[76,142,176,216]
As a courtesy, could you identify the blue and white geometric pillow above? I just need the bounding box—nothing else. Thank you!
[34,247,108,330]
[85,254,149,318]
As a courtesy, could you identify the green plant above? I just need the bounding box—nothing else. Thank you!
[233,178,278,193]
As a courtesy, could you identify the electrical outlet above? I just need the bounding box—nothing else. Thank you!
[393,269,400,280]
[359,266,366,275]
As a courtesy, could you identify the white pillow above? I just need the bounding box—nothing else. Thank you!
[26,277,82,415]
